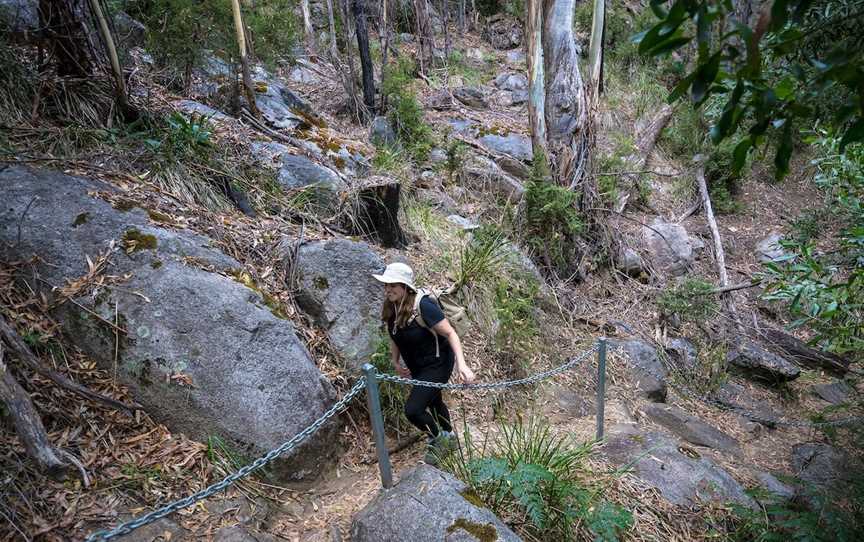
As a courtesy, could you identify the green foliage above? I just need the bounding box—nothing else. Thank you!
[444,139,468,182]
[456,226,509,289]
[371,144,405,172]
[521,150,584,276]
[657,278,717,324]
[493,273,539,356]
[761,133,864,354]
[381,58,434,162]
[636,0,864,180]
[789,208,829,244]
[704,141,745,214]
[442,417,632,541]
[131,0,297,75]
[661,104,707,159]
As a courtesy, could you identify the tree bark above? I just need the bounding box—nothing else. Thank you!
[379,0,391,110]
[541,0,590,188]
[340,0,364,121]
[0,344,70,480]
[526,0,547,162]
[230,0,261,120]
[413,0,434,73]
[353,0,377,115]
[348,180,407,248]
[301,0,317,55]
[587,0,605,101]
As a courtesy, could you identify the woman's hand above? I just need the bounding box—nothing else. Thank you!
[395,362,410,378]
[456,364,475,384]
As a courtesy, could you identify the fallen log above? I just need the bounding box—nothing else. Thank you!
[0,344,70,480]
[759,328,850,375]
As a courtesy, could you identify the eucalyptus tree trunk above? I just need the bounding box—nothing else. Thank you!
[301,0,317,55]
[587,0,605,101]
[230,0,260,119]
[353,0,376,115]
[526,0,547,163]
[88,0,128,113]
[542,0,590,189]
[413,0,434,73]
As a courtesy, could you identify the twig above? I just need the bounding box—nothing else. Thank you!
[34,276,127,334]
[15,196,39,248]
[596,170,681,177]
[676,200,701,223]
[55,449,90,487]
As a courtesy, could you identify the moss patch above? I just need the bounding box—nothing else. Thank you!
[150,259,163,269]
[72,212,89,227]
[147,210,174,224]
[313,276,329,290]
[122,228,158,253]
[446,518,497,542]
[459,488,486,509]
[112,198,139,212]
[229,269,289,319]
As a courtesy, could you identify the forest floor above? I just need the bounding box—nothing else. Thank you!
[1,21,861,542]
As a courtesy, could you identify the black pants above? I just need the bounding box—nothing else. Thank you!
[404,355,454,438]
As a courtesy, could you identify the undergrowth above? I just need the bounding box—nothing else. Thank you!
[441,416,632,541]
[381,58,435,162]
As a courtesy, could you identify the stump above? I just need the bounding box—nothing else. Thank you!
[350,179,407,248]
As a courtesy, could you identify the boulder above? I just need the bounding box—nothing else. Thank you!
[248,66,324,130]
[293,239,385,369]
[615,247,646,277]
[463,155,525,202]
[114,11,146,49]
[0,166,338,481]
[478,133,533,162]
[755,232,789,263]
[640,404,740,452]
[447,118,477,135]
[506,50,526,65]
[754,472,796,503]
[453,86,489,109]
[176,100,230,122]
[192,55,233,98]
[607,339,668,402]
[642,220,696,276]
[447,215,480,231]
[494,72,528,91]
[791,443,850,491]
[289,65,320,84]
[481,14,523,50]
[711,382,781,426]
[214,526,278,542]
[602,425,755,508]
[399,33,415,43]
[811,381,852,405]
[370,116,397,147]
[665,337,698,372]
[727,341,800,383]
[0,0,37,34]
[495,155,531,181]
[465,47,486,64]
[429,148,448,163]
[510,90,528,105]
[428,91,455,110]
[351,465,522,542]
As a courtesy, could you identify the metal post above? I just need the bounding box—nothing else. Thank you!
[362,364,393,488]
[595,338,607,441]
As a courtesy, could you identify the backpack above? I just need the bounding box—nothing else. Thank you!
[412,285,469,357]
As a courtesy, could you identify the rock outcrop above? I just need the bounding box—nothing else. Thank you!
[640,404,740,452]
[642,220,697,276]
[293,239,385,369]
[0,166,337,481]
[607,339,668,402]
[726,341,800,383]
[351,465,522,542]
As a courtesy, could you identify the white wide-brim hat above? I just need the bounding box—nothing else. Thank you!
[372,262,416,291]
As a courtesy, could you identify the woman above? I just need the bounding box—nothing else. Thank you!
[373,262,475,464]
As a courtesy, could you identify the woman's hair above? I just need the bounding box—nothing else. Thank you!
[381,287,417,333]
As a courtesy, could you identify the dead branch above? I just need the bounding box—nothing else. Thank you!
[695,161,740,329]
[758,328,850,375]
[0,343,71,480]
[0,316,139,413]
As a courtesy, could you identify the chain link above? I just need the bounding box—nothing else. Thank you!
[606,344,863,428]
[376,346,597,390]
[85,377,368,542]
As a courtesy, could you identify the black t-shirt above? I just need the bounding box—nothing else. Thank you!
[388,296,453,370]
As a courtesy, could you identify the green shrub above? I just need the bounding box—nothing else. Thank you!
[381,58,434,162]
[520,151,584,276]
[657,278,717,325]
[369,333,412,436]
[441,417,632,541]
[456,226,509,290]
[493,273,539,358]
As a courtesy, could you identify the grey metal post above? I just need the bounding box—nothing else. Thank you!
[362,363,393,488]
[595,338,607,441]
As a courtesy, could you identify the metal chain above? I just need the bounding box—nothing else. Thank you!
[606,344,863,428]
[376,345,597,390]
[85,377,369,542]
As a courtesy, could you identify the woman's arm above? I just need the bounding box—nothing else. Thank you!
[389,338,409,377]
[432,319,475,383]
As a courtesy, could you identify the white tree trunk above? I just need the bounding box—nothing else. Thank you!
[587,0,604,101]
[301,0,317,54]
[526,0,547,161]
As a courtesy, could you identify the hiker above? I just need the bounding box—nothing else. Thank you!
[373,262,475,464]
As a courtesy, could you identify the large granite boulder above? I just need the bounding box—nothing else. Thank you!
[607,339,668,402]
[351,465,522,542]
[250,142,346,209]
[453,86,490,109]
[791,443,851,491]
[478,133,533,162]
[640,404,740,452]
[0,166,337,481]
[726,341,800,384]
[811,381,853,405]
[710,382,781,426]
[642,220,697,276]
[602,425,755,508]
[493,72,528,91]
[247,66,324,130]
[293,239,385,369]
[463,155,525,202]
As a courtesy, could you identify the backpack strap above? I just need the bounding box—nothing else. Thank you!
[412,290,441,358]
